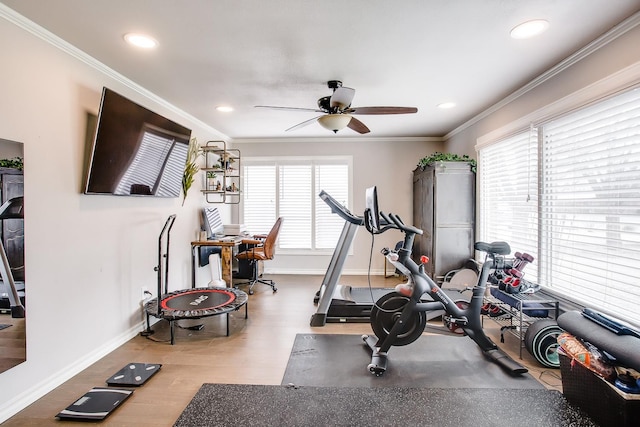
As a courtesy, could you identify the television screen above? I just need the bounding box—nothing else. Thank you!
[84,87,192,197]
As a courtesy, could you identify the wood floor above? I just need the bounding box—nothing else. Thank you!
[2,275,562,426]
[0,313,25,374]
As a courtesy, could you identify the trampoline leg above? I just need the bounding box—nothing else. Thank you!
[245,302,248,319]
[226,313,230,336]
[144,312,153,334]
[170,320,175,345]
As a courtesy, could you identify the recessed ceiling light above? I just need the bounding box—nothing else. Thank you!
[123,33,158,49]
[510,19,549,39]
[437,102,456,109]
[216,106,234,113]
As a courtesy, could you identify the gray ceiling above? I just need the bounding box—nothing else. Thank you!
[2,0,639,139]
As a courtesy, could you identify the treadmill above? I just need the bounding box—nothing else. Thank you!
[311,190,465,326]
[310,190,393,326]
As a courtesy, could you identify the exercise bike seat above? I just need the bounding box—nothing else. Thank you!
[475,241,511,256]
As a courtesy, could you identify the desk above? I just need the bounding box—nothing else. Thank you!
[191,238,242,288]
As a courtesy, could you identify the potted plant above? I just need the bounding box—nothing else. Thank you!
[0,157,24,171]
[416,152,477,173]
[206,171,217,190]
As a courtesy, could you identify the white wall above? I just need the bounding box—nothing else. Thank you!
[0,12,232,420]
[233,137,444,277]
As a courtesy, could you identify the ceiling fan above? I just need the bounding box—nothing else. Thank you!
[255,80,418,134]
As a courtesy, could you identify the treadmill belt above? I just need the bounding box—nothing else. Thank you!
[349,287,391,303]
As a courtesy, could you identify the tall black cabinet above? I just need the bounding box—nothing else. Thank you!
[412,161,475,283]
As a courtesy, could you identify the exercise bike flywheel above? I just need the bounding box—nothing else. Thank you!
[370,292,426,346]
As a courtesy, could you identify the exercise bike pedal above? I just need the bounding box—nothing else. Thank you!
[368,362,387,376]
[368,351,388,376]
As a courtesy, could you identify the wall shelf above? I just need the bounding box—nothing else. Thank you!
[200,140,240,204]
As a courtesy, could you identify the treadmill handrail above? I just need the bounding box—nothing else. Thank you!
[319,190,364,225]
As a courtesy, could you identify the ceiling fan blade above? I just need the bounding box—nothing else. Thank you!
[255,105,323,113]
[330,87,356,110]
[347,117,370,134]
[348,106,418,115]
[285,116,322,132]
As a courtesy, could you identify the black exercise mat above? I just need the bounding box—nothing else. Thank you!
[282,333,544,389]
[174,383,596,427]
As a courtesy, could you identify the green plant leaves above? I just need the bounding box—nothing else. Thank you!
[0,157,24,171]
[417,152,477,173]
[182,137,200,206]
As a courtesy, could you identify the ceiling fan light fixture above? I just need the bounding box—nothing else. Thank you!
[510,19,549,39]
[318,114,352,133]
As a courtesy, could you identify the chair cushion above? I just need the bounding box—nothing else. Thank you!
[236,248,268,261]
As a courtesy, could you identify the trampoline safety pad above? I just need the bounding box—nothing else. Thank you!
[144,287,248,320]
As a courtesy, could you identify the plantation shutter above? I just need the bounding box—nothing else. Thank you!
[478,130,539,281]
[540,88,640,322]
[243,158,350,251]
[279,164,312,248]
[315,163,349,249]
[243,164,276,235]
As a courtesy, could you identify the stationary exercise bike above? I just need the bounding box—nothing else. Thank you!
[361,186,527,376]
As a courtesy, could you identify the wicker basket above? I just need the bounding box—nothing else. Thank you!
[560,353,640,426]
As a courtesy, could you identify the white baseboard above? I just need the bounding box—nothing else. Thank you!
[0,322,144,423]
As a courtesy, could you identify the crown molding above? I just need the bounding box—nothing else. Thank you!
[475,60,640,149]
[446,10,640,141]
[0,4,228,141]
[231,136,443,144]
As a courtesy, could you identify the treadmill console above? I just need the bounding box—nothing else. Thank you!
[318,190,364,225]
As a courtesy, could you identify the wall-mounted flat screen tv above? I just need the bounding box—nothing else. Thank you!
[84,87,192,197]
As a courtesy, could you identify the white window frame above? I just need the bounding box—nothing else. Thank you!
[477,84,640,326]
[241,156,353,255]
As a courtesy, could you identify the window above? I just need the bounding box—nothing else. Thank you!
[242,157,351,252]
[478,87,640,324]
[478,128,539,283]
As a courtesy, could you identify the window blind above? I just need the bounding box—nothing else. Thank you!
[242,164,276,235]
[242,158,350,251]
[541,88,640,322]
[315,164,349,249]
[279,164,312,249]
[478,129,539,281]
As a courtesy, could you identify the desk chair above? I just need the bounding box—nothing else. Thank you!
[234,217,283,295]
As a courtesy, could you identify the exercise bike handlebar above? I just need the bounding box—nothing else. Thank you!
[380,211,423,236]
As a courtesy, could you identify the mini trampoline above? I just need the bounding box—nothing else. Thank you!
[143,215,248,344]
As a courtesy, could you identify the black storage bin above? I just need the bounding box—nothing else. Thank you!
[559,353,640,427]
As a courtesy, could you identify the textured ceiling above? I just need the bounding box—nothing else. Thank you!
[2,0,639,139]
